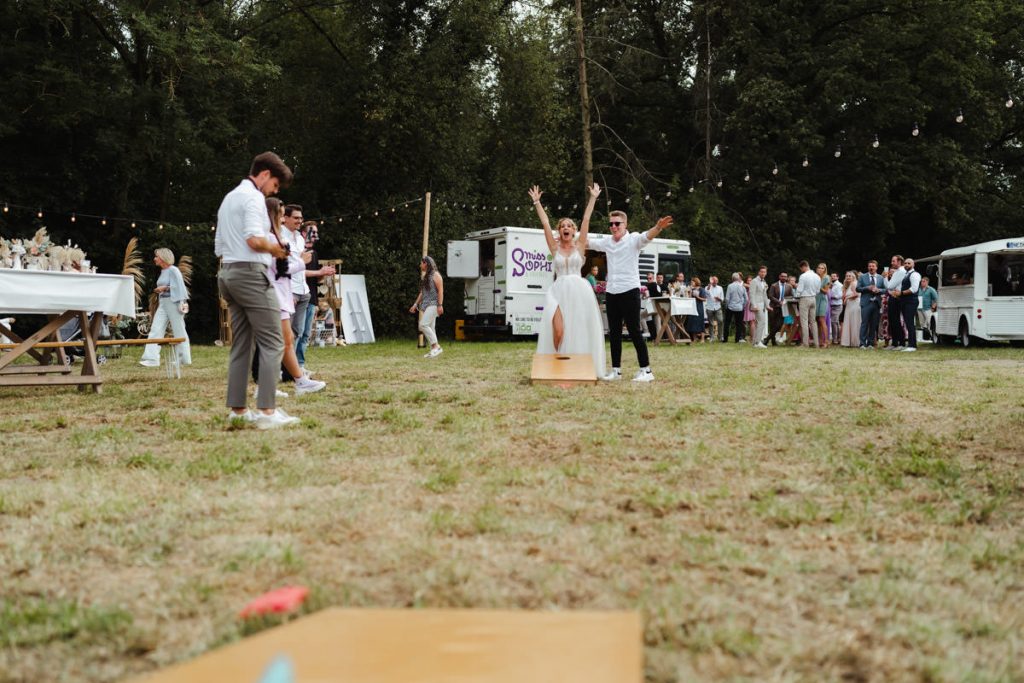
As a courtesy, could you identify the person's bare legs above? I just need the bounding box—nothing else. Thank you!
[552,307,564,351]
[817,317,829,348]
[280,319,304,378]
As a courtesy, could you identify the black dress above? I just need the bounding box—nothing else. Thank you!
[685,287,707,335]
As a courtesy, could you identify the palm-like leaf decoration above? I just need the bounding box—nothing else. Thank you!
[121,237,146,309]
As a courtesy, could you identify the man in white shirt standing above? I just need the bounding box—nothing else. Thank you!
[705,275,724,342]
[795,260,821,348]
[749,265,770,348]
[892,257,922,352]
[588,210,673,382]
[216,151,298,429]
[829,272,844,343]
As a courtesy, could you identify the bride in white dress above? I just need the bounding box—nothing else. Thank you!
[529,183,606,377]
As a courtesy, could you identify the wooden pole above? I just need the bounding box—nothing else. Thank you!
[418,192,432,348]
[574,0,594,194]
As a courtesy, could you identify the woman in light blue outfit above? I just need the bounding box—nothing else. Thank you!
[139,248,192,367]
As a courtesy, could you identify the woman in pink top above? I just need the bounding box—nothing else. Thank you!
[265,198,325,395]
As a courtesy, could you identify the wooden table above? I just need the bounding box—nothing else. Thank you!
[648,296,697,345]
[126,608,642,683]
[0,270,135,392]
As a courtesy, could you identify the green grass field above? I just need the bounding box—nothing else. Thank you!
[1,340,1022,682]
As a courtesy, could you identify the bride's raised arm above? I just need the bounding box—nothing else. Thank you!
[578,183,600,253]
[528,185,557,255]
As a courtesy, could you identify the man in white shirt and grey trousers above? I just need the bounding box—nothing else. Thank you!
[215,151,297,429]
[795,260,821,348]
[588,210,673,382]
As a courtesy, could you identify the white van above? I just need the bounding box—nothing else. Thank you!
[921,237,1024,346]
[447,226,692,336]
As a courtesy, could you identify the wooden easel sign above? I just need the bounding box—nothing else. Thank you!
[530,354,597,387]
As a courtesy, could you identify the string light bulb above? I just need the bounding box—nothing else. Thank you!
[912,122,920,137]
[872,134,880,148]
[131,221,136,228]
[101,217,107,225]
[666,190,672,197]
[716,180,723,188]
[802,157,810,168]
[185,224,191,231]
[744,170,750,182]
[625,198,631,204]
[1006,93,1014,108]
[70,213,76,223]
[2,203,8,213]
[955,109,964,123]
[834,145,842,158]
[37,209,43,218]
[159,224,164,230]
[688,184,695,193]
[772,164,779,176]
[644,194,650,200]
[338,217,343,223]
[210,225,216,231]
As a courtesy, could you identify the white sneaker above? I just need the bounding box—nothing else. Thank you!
[901,346,917,353]
[253,387,289,398]
[227,410,257,425]
[601,369,622,381]
[294,377,326,395]
[426,347,443,358]
[738,338,747,344]
[255,409,301,430]
[139,359,159,368]
[753,342,768,349]
[632,369,655,383]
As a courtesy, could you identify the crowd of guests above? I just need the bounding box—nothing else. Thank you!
[633,256,939,351]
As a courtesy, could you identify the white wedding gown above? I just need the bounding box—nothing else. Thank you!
[535,250,606,377]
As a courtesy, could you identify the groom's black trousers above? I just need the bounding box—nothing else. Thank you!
[605,288,649,369]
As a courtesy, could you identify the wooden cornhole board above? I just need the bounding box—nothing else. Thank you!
[530,353,597,386]
[127,608,641,683]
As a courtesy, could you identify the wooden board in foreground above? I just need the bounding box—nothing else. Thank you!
[530,353,597,386]
[127,608,642,683]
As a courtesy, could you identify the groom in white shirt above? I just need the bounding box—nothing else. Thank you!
[588,210,673,382]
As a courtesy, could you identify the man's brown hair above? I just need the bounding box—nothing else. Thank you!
[609,210,628,221]
[250,151,293,187]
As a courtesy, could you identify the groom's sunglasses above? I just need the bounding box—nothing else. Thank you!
[609,221,624,227]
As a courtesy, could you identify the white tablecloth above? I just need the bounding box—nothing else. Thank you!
[647,296,698,316]
[0,270,135,317]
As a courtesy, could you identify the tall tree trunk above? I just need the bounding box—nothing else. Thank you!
[574,0,594,195]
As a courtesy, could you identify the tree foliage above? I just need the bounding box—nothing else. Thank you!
[1,0,1021,339]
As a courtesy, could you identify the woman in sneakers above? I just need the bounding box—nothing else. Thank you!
[410,256,444,358]
[266,198,326,395]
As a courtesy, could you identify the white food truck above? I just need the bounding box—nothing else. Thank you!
[447,226,692,336]
[919,237,1024,347]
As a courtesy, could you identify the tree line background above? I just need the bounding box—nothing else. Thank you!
[2,0,1023,341]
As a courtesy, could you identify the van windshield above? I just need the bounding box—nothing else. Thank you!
[989,253,1024,296]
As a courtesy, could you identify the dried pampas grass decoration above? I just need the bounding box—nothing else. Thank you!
[121,238,145,308]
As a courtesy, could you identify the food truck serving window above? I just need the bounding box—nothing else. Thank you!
[941,256,973,287]
[658,254,691,280]
[989,253,1024,296]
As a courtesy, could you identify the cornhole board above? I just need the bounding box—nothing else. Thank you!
[530,354,597,386]
[127,608,642,683]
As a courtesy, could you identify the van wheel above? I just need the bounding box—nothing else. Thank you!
[958,318,972,348]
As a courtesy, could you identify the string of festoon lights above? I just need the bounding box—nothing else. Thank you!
[1,91,1017,230]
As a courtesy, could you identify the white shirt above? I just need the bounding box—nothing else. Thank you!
[885,268,918,293]
[284,227,309,296]
[215,179,272,265]
[705,284,724,311]
[587,232,651,294]
[830,280,844,305]
[796,270,821,298]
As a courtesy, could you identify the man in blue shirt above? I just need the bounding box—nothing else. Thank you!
[918,275,939,341]
[723,272,748,343]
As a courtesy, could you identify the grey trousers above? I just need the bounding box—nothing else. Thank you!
[218,263,284,411]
